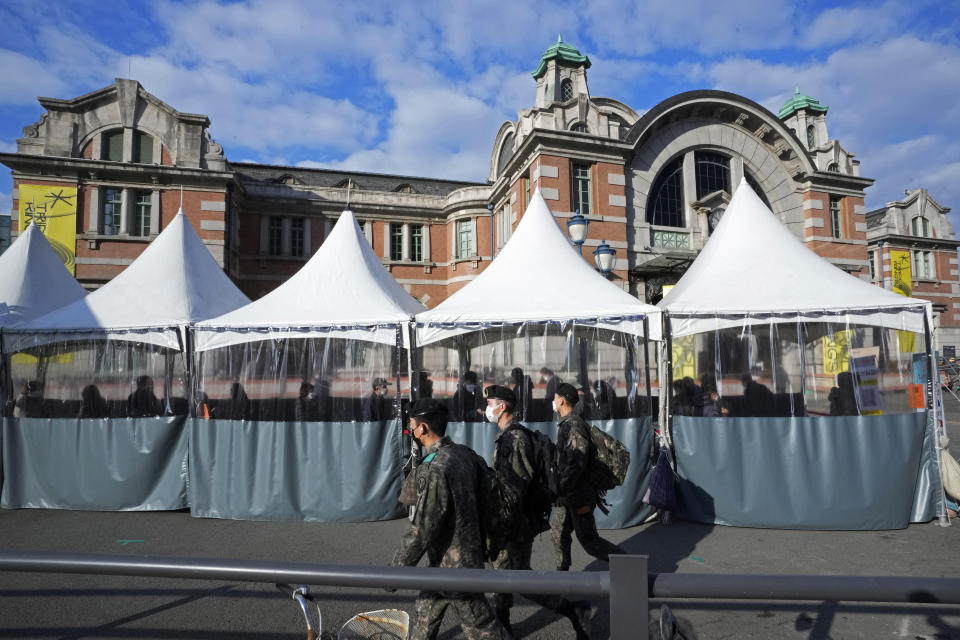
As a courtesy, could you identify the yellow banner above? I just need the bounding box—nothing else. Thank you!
[822,330,852,375]
[18,184,77,274]
[889,249,911,297]
[898,330,917,353]
[672,334,696,380]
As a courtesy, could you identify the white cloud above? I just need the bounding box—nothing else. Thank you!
[0,190,11,215]
[0,49,69,105]
[800,4,900,49]
[0,140,16,153]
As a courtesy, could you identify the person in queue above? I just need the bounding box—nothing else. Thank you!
[295,381,315,422]
[362,377,392,421]
[392,398,507,640]
[551,382,626,571]
[127,375,161,417]
[484,384,591,638]
[452,370,483,422]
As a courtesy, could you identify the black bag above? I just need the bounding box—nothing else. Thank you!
[517,427,558,532]
[472,453,523,560]
[647,448,678,511]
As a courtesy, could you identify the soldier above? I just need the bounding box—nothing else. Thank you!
[551,382,626,572]
[392,398,507,640]
[484,385,591,639]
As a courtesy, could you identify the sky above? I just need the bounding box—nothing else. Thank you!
[1,0,959,227]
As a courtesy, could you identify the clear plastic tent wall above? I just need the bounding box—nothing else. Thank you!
[660,181,941,530]
[415,191,662,529]
[189,210,425,523]
[0,211,250,512]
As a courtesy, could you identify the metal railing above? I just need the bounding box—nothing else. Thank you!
[2,551,960,639]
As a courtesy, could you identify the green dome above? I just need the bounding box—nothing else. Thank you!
[778,88,828,119]
[531,34,591,79]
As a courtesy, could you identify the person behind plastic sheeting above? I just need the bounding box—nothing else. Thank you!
[539,367,560,420]
[451,370,484,422]
[592,378,616,420]
[13,380,45,418]
[828,371,859,416]
[483,384,591,639]
[295,381,315,422]
[391,398,508,640]
[224,381,250,420]
[362,377,392,421]
[741,372,775,417]
[509,367,534,420]
[78,384,109,419]
[551,382,626,572]
[699,374,721,418]
[127,375,162,418]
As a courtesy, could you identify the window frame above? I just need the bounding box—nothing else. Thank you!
[694,151,731,200]
[102,131,124,162]
[389,222,403,261]
[132,190,152,237]
[410,224,424,262]
[101,187,123,235]
[912,216,930,238]
[560,79,574,102]
[829,196,843,239]
[456,219,472,259]
[646,156,685,228]
[267,216,283,256]
[572,162,592,216]
[290,218,305,258]
[133,131,153,164]
[807,125,816,149]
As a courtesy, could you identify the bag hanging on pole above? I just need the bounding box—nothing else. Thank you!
[646,448,678,512]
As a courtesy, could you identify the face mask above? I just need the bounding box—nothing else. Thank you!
[551,400,557,413]
[485,405,500,423]
[465,384,476,394]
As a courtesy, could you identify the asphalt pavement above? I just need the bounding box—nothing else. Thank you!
[1,399,960,639]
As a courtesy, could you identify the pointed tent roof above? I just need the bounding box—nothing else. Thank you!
[0,223,87,328]
[660,178,929,337]
[194,210,426,349]
[10,210,250,348]
[416,190,660,345]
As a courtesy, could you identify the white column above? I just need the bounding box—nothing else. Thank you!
[682,151,696,228]
[281,217,292,256]
[88,187,100,232]
[423,224,431,262]
[259,215,269,255]
[149,190,160,235]
[382,222,390,259]
[91,134,102,161]
[470,217,478,256]
[122,128,135,163]
[401,223,410,261]
[119,188,131,235]
[731,156,744,190]
[302,217,311,256]
[450,221,458,259]
[152,136,162,164]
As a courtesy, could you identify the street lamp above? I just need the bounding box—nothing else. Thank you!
[567,211,588,255]
[594,239,616,278]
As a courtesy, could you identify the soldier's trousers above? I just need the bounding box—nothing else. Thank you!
[551,504,625,570]
[410,590,507,640]
[490,536,568,614]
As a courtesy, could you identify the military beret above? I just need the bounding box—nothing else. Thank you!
[555,382,579,406]
[484,385,516,404]
[409,397,448,418]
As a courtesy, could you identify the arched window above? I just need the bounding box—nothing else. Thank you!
[278,174,302,185]
[646,157,684,228]
[101,130,124,162]
[806,125,816,149]
[694,151,730,199]
[570,122,588,133]
[394,184,416,194]
[560,79,574,102]
[827,162,839,173]
[335,178,362,190]
[497,132,514,177]
[912,216,930,237]
[133,131,153,164]
[744,170,773,210]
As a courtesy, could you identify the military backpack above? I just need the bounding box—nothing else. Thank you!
[472,453,523,560]
[587,425,631,492]
[516,426,559,532]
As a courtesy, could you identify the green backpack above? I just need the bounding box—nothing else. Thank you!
[587,425,631,492]
[472,453,523,560]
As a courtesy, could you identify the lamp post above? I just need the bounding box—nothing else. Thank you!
[567,211,588,255]
[594,239,616,279]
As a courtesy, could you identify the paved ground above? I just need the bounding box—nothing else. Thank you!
[1,399,960,639]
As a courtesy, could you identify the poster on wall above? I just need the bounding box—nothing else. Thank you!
[889,249,912,297]
[822,330,852,375]
[18,184,77,275]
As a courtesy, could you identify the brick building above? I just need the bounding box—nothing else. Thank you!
[2,38,957,349]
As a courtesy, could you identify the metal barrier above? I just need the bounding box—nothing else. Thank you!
[2,551,960,639]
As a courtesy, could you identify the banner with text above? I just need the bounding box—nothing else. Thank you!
[18,184,77,274]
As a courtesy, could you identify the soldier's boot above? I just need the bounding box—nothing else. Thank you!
[494,604,513,638]
[560,599,591,640]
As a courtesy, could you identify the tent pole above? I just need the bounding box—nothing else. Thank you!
[924,308,950,527]
[662,313,673,450]
[642,317,651,422]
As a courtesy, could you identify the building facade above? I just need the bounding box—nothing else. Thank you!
[2,39,957,348]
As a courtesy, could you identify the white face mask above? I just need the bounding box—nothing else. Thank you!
[485,404,500,423]
[465,384,476,394]
[551,400,557,413]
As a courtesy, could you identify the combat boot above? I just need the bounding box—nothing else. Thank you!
[560,599,591,639]
[494,604,513,637]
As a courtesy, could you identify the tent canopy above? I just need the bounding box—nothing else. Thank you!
[0,223,87,328]
[6,209,250,349]
[659,178,929,337]
[416,190,661,344]
[194,209,426,350]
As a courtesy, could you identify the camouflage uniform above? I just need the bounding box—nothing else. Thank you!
[551,412,625,571]
[393,436,506,640]
[490,422,575,621]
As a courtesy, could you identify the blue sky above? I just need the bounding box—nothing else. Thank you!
[1,0,959,225]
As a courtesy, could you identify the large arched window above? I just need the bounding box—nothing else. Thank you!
[496,132,514,177]
[646,157,684,227]
[912,216,931,237]
[570,122,588,133]
[694,151,730,199]
[560,79,574,102]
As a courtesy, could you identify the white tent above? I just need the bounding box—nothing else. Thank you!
[416,190,661,344]
[6,209,250,349]
[0,223,87,328]
[660,178,930,337]
[194,209,426,349]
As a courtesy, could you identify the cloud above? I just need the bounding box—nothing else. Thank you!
[800,4,901,49]
[0,189,10,215]
[0,140,16,153]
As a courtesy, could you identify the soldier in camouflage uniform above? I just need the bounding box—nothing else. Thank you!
[551,383,626,571]
[392,398,507,640]
[484,385,591,639]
